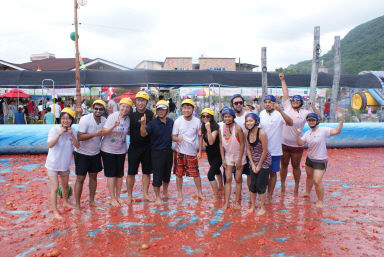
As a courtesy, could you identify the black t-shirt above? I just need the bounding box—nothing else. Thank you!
[202,123,221,157]
[129,109,154,146]
[169,102,176,113]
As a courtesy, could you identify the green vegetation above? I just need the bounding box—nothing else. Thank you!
[282,15,384,74]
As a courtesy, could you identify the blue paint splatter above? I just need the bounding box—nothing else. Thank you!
[195,229,203,237]
[209,209,224,225]
[273,237,290,242]
[320,218,344,224]
[88,229,101,237]
[13,185,31,189]
[278,209,288,213]
[212,221,232,238]
[169,216,185,227]
[19,164,41,171]
[176,223,188,230]
[270,253,286,257]
[238,231,266,241]
[182,245,203,256]
[331,191,341,197]
[341,184,350,188]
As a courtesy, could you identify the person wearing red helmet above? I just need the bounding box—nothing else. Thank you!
[296,112,343,208]
[279,73,322,194]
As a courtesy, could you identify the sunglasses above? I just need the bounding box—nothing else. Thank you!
[94,107,105,111]
[201,115,210,118]
[306,119,317,122]
[290,98,301,102]
[233,101,243,105]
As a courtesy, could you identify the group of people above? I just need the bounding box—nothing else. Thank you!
[45,73,343,219]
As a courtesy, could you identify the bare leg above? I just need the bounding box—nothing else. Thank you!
[107,177,119,207]
[222,166,234,210]
[216,173,224,192]
[248,192,256,213]
[153,186,162,205]
[176,176,183,202]
[194,176,205,200]
[234,166,243,209]
[60,175,72,208]
[257,193,266,216]
[126,175,135,205]
[115,177,123,205]
[313,169,325,208]
[88,173,98,206]
[291,152,303,194]
[210,180,219,202]
[48,175,62,219]
[268,172,277,200]
[75,175,86,212]
[162,182,169,198]
[280,150,290,193]
[303,166,314,198]
[142,174,154,201]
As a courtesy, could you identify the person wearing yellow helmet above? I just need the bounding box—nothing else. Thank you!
[126,91,154,204]
[73,99,107,212]
[200,108,224,201]
[45,107,80,219]
[140,99,174,205]
[172,98,205,202]
[100,97,132,207]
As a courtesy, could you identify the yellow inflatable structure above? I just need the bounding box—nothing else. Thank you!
[351,90,380,110]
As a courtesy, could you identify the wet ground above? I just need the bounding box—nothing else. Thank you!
[0,148,383,257]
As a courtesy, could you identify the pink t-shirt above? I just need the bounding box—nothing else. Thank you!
[301,127,331,160]
[282,99,310,147]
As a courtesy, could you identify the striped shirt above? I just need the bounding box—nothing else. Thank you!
[248,128,272,169]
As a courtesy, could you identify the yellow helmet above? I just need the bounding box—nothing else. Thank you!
[201,108,214,116]
[135,91,149,101]
[181,99,195,107]
[119,98,133,107]
[92,99,106,109]
[61,107,76,119]
[156,100,169,109]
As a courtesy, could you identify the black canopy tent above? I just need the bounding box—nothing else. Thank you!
[0,70,381,89]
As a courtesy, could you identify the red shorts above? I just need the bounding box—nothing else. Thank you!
[282,144,304,154]
[173,152,200,178]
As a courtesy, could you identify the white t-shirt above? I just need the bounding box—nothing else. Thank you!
[301,127,331,160]
[234,111,248,132]
[172,116,201,156]
[51,104,61,118]
[81,103,89,115]
[108,100,118,113]
[259,109,285,156]
[100,111,130,154]
[75,114,106,156]
[282,99,310,147]
[45,126,78,171]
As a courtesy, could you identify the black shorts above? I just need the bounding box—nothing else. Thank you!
[127,145,152,175]
[101,151,126,178]
[305,157,327,170]
[231,156,250,175]
[151,149,173,187]
[74,151,103,176]
[207,154,222,181]
[249,167,270,194]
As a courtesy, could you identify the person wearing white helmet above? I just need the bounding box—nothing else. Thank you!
[74,100,107,212]
[126,91,154,204]
[279,73,322,194]
[172,98,204,202]
[140,100,174,205]
[100,98,132,207]
[45,108,79,219]
[296,112,343,208]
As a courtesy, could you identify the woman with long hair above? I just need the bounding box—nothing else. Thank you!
[200,108,224,202]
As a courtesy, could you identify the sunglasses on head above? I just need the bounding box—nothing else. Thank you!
[233,101,243,105]
[306,118,317,122]
[93,107,105,111]
[201,115,210,118]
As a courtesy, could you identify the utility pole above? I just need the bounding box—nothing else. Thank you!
[261,47,268,98]
[74,0,82,116]
[309,26,320,103]
[330,36,341,122]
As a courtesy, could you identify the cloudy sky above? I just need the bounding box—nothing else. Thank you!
[1,0,382,70]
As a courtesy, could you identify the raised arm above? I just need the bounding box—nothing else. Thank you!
[47,127,66,148]
[140,114,148,137]
[274,103,293,126]
[308,101,322,120]
[296,128,306,146]
[101,115,121,136]
[330,113,344,136]
[280,73,289,103]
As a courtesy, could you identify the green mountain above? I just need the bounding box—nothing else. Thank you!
[282,15,384,74]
